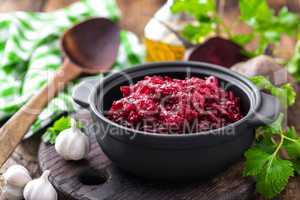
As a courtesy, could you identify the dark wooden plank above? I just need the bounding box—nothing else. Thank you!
[0,0,47,12]
[117,0,165,37]
[38,110,256,200]
[0,136,41,200]
[0,1,300,200]
[43,0,78,11]
[43,0,163,37]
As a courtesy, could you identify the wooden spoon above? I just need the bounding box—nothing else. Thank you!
[0,18,120,167]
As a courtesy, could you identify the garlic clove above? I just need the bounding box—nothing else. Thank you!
[23,170,57,200]
[3,165,32,188]
[2,184,23,200]
[55,118,90,161]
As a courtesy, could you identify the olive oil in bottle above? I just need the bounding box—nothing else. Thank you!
[144,0,188,62]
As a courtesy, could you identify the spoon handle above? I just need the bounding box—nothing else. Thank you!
[0,60,81,167]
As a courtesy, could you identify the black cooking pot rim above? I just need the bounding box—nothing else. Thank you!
[89,61,261,138]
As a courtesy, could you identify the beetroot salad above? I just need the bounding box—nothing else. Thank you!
[107,75,243,134]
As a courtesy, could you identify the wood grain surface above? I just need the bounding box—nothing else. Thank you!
[37,109,300,200]
[1,0,300,200]
[38,110,256,200]
[0,0,46,12]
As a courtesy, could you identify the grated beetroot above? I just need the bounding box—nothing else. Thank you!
[107,75,243,134]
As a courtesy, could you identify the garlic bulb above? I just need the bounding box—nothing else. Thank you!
[3,165,32,188]
[1,184,23,200]
[23,170,57,200]
[55,118,89,160]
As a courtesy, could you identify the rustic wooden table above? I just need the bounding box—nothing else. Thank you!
[1,0,300,199]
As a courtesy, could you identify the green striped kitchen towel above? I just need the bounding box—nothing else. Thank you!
[0,0,144,138]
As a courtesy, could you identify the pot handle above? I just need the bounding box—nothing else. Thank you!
[72,79,99,108]
[248,92,281,126]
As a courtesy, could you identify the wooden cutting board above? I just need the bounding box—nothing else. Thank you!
[38,110,256,200]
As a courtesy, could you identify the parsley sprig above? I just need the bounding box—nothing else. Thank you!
[171,0,227,43]
[42,116,83,144]
[244,76,299,198]
[42,116,71,144]
[287,40,300,82]
[250,75,296,107]
[238,0,300,55]
[171,0,300,55]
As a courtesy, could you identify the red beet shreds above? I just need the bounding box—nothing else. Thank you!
[187,37,249,68]
[107,75,243,134]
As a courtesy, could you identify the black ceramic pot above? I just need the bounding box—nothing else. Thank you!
[72,61,280,181]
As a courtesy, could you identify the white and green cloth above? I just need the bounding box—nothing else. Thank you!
[0,0,144,137]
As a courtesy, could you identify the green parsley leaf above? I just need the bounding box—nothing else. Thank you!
[255,126,277,154]
[270,84,296,107]
[285,127,299,139]
[277,7,300,35]
[255,136,277,154]
[171,0,216,20]
[239,0,300,55]
[181,24,214,44]
[42,116,71,144]
[249,76,296,107]
[292,160,300,175]
[283,127,300,159]
[250,75,273,89]
[244,147,294,198]
[231,34,254,46]
[262,113,284,135]
[284,139,300,159]
[239,0,273,23]
[243,148,271,176]
[256,157,294,198]
[287,40,300,82]
[171,0,217,43]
